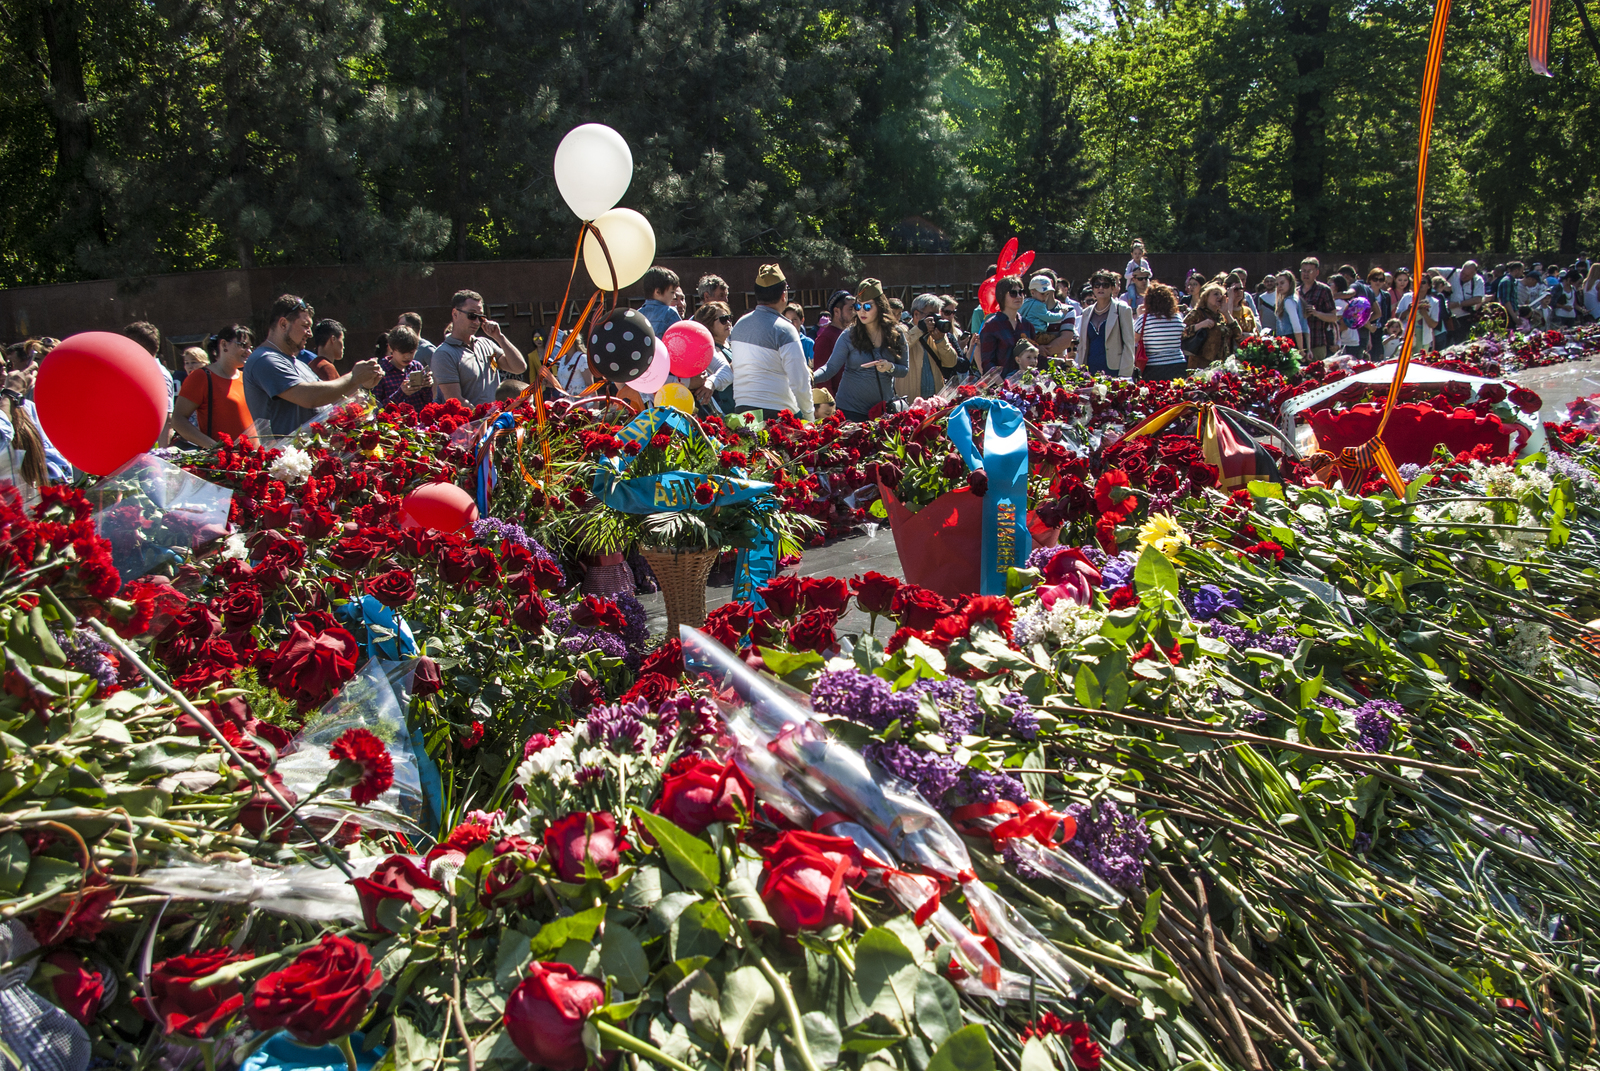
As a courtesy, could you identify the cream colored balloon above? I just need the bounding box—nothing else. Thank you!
[554,124,633,220]
[583,208,656,291]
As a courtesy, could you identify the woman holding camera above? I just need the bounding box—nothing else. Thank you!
[811,278,909,421]
[899,293,960,400]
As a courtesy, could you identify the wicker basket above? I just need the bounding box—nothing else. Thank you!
[638,547,719,637]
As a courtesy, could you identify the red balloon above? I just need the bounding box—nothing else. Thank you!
[35,331,169,476]
[979,276,999,315]
[663,321,715,378]
[402,483,479,534]
[1011,250,1036,279]
[997,238,1019,275]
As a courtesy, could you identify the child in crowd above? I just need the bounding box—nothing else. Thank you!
[1382,318,1404,358]
[376,325,433,407]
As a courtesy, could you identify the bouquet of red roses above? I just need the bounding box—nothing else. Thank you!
[1236,333,1302,375]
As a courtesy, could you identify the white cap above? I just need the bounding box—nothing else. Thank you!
[1029,275,1053,292]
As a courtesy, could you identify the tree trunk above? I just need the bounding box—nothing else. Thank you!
[36,0,105,245]
[1285,0,1330,248]
[1560,209,1580,254]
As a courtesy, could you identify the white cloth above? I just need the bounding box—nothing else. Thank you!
[729,305,813,418]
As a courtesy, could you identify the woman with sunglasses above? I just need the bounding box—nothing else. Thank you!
[683,302,737,413]
[811,279,908,421]
[169,324,259,450]
[977,276,1037,376]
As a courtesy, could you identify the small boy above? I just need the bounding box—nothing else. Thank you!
[377,325,433,407]
[812,388,837,421]
[1382,318,1404,359]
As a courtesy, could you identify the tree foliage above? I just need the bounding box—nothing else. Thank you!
[0,0,1594,288]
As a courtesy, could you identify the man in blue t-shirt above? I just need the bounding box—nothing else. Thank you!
[243,294,382,437]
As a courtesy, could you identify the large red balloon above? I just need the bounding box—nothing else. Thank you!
[401,483,479,533]
[979,276,998,315]
[663,320,714,378]
[35,332,169,475]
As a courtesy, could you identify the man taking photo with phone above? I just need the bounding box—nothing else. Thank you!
[376,326,434,408]
[432,289,528,406]
[243,294,384,437]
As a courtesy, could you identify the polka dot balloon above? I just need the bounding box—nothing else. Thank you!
[588,307,657,383]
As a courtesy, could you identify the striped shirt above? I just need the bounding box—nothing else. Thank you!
[1137,312,1186,370]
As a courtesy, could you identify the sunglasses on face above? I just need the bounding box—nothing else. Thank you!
[716,315,732,324]
[1135,275,1151,281]
[854,302,874,312]
[1092,282,1112,289]
[460,310,483,321]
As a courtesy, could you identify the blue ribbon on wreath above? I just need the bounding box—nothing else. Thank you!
[946,397,1031,595]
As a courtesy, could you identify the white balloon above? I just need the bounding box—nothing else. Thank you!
[554,124,633,221]
[627,335,673,393]
[582,208,656,291]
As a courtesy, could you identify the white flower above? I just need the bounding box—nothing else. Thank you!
[221,533,249,560]
[269,446,314,486]
[515,727,580,785]
[1014,600,1105,651]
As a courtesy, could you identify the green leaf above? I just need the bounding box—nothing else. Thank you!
[20,856,78,897]
[0,833,27,896]
[854,927,920,1020]
[599,923,650,993]
[1134,544,1179,597]
[388,1014,429,1071]
[669,900,729,962]
[1140,889,1163,935]
[632,808,720,892]
[926,1024,996,1071]
[528,904,606,959]
[462,977,503,1024]
[1073,664,1102,709]
[1020,1038,1056,1071]
[666,968,721,1044]
[756,647,827,681]
[913,970,962,1048]
[720,964,778,1049]
[803,1012,844,1068]
[722,871,774,926]
[495,931,534,991]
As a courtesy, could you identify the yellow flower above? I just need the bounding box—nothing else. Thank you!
[1139,513,1189,560]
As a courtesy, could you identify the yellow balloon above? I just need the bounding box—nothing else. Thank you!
[582,208,656,290]
[656,382,696,413]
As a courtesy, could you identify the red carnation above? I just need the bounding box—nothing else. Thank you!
[964,595,1015,639]
[1094,469,1134,517]
[328,727,395,805]
[693,481,717,506]
[1107,585,1140,611]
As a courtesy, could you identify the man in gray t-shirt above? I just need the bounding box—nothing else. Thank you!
[431,289,528,406]
[242,294,383,437]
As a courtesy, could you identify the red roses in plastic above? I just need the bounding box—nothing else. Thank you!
[504,961,607,1070]
[266,613,358,711]
[247,935,383,1047]
[351,855,443,931]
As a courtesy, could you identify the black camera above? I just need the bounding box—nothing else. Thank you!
[922,315,953,333]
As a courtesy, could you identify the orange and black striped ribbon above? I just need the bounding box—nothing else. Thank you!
[1530,0,1553,74]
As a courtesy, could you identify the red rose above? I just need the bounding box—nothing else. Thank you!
[411,656,443,697]
[759,845,856,934]
[1477,383,1507,404]
[249,531,307,590]
[967,469,989,497]
[328,535,382,571]
[569,670,603,711]
[298,507,341,541]
[504,961,607,1071]
[513,594,549,633]
[618,671,678,707]
[267,620,358,711]
[891,585,951,632]
[132,947,252,1038]
[213,583,263,630]
[800,576,849,613]
[482,835,545,909]
[1508,387,1542,414]
[760,830,867,886]
[44,952,103,1025]
[638,638,684,679]
[850,571,900,616]
[365,568,416,608]
[153,606,221,670]
[572,595,625,631]
[757,574,804,619]
[350,855,444,932]
[652,757,756,834]
[246,935,383,1047]
[788,608,839,654]
[544,811,626,882]
[529,556,566,593]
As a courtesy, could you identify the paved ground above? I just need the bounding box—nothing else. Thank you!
[635,523,905,640]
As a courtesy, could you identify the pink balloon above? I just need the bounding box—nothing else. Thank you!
[402,482,479,533]
[663,320,714,378]
[628,338,673,394]
[36,331,169,475]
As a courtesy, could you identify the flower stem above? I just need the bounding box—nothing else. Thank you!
[335,1035,358,1071]
[717,897,823,1071]
[591,1018,699,1071]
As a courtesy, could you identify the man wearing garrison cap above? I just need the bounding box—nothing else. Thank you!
[728,264,814,420]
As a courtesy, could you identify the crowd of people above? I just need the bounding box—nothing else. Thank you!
[0,247,1595,486]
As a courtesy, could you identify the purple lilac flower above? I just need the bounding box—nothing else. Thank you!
[1078,545,1109,567]
[864,741,962,805]
[1063,800,1151,889]
[59,628,117,692]
[1188,584,1242,622]
[811,669,918,732]
[1025,545,1070,572]
[1242,708,1269,727]
[587,698,649,753]
[955,768,1030,806]
[1003,692,1039,740]
[560,629,629,663]
[1351,831,1373,854]
[615,591,650,651]
[1099,556,1135,590]
[1002,841,1045,880]
[1209,623,1298,657]
[907,678,979,741]
[1352,699,1402,752]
